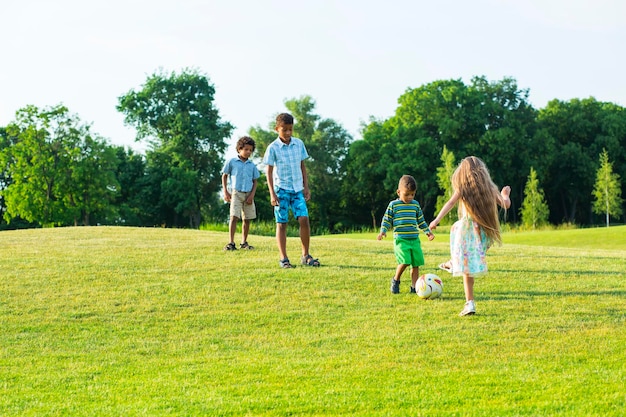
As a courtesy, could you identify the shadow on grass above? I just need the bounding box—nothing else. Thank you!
[485,289,626,299]
[493,268,624,276]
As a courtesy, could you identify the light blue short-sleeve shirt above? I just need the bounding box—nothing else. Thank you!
[262,137,309,192]
[221,157,260,192]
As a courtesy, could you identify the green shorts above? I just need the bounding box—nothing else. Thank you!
[394,237,425,267]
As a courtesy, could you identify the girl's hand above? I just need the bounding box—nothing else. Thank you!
[500,186,511,209]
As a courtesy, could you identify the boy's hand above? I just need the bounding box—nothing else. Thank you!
[426,232,435,241]
[224,191,232,203]
[270,193,279,206]
[377,231,386,241]
[245,196,254,205]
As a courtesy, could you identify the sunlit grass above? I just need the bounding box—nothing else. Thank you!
[1,226,625,416]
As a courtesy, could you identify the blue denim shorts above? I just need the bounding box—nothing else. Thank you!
[274,188,309,223]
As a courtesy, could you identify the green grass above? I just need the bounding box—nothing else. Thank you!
[1,226,625,416]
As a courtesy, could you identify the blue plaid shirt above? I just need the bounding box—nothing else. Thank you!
[221,157,260,192]
[262,137,309,192]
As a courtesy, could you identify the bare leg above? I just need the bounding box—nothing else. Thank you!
[298,216,311,257]
[276,223,288,260]
[242,219,251,244]
[228,216,239,244]
[463,273,475,301]
[410,266,420,288]
[394,264,408,281]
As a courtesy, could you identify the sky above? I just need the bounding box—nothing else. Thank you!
[1,0,625,158]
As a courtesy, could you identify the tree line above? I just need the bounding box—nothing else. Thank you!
[0,69,624,231]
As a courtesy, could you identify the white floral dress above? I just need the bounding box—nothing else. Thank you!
[449,204,492,277]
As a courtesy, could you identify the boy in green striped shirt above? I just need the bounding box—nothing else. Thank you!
[377,175,435,294]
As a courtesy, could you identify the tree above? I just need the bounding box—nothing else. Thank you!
[520,167,549,229]
[382,76,541,221]
[592,149,623,227]
[112,146,152,226]
[0,105,119,227]
[0,126,15,227]
[434,145,457,226]
[117,68,233,227]
[341,119,392,229]
[539,98,626,224]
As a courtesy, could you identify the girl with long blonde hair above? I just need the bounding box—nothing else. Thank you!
[430,156,511,316]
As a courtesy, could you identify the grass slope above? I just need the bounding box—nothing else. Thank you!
[1,226,625,416]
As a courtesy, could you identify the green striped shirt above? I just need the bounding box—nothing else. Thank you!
[380,199,431,239]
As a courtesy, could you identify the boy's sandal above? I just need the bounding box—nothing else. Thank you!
[279,258,294,268]
[240,242,254,250]
[301,254,321,267]
[223,242,237,251]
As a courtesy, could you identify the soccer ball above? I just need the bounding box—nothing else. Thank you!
[416,273,443,299]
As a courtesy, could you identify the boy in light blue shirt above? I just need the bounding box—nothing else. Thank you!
[221,136,260,250]
[263,113,320,268]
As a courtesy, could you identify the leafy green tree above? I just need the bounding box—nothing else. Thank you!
[384,76,541,221]
[0,126,14,226]
[66,134,120,226]
[592,149,623,227]
[341,119,392,229]
[117,68,233,227]
[520,167,549,229]
[0,105,119,227]
[539,98,626,224]
[112,146,151,226]
[434,145,457,226]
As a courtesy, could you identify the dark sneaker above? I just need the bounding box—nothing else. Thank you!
[390,278,400,294]
[223,242,237,251]
[410,286,416,294]
[240,242,254,250]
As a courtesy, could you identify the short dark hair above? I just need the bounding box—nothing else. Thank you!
[398,175,417,191]
[276,113,294,126]
[236,136,256,151]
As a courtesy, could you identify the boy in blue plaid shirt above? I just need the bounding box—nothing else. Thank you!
[377,175,434,293]
[263,113,320,269]
[221,136,260,251]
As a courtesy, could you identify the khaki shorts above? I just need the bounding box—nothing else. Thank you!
[230,190,257,220]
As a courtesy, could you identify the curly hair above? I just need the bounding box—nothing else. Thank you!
[236,136,256,151]
[452,156,503,245]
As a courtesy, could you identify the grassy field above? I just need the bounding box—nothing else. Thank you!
[1,226,625,416]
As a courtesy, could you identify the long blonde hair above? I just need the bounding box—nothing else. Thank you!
[452,156,503,245]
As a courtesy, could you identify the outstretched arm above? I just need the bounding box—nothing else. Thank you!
[429,190,460,230]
